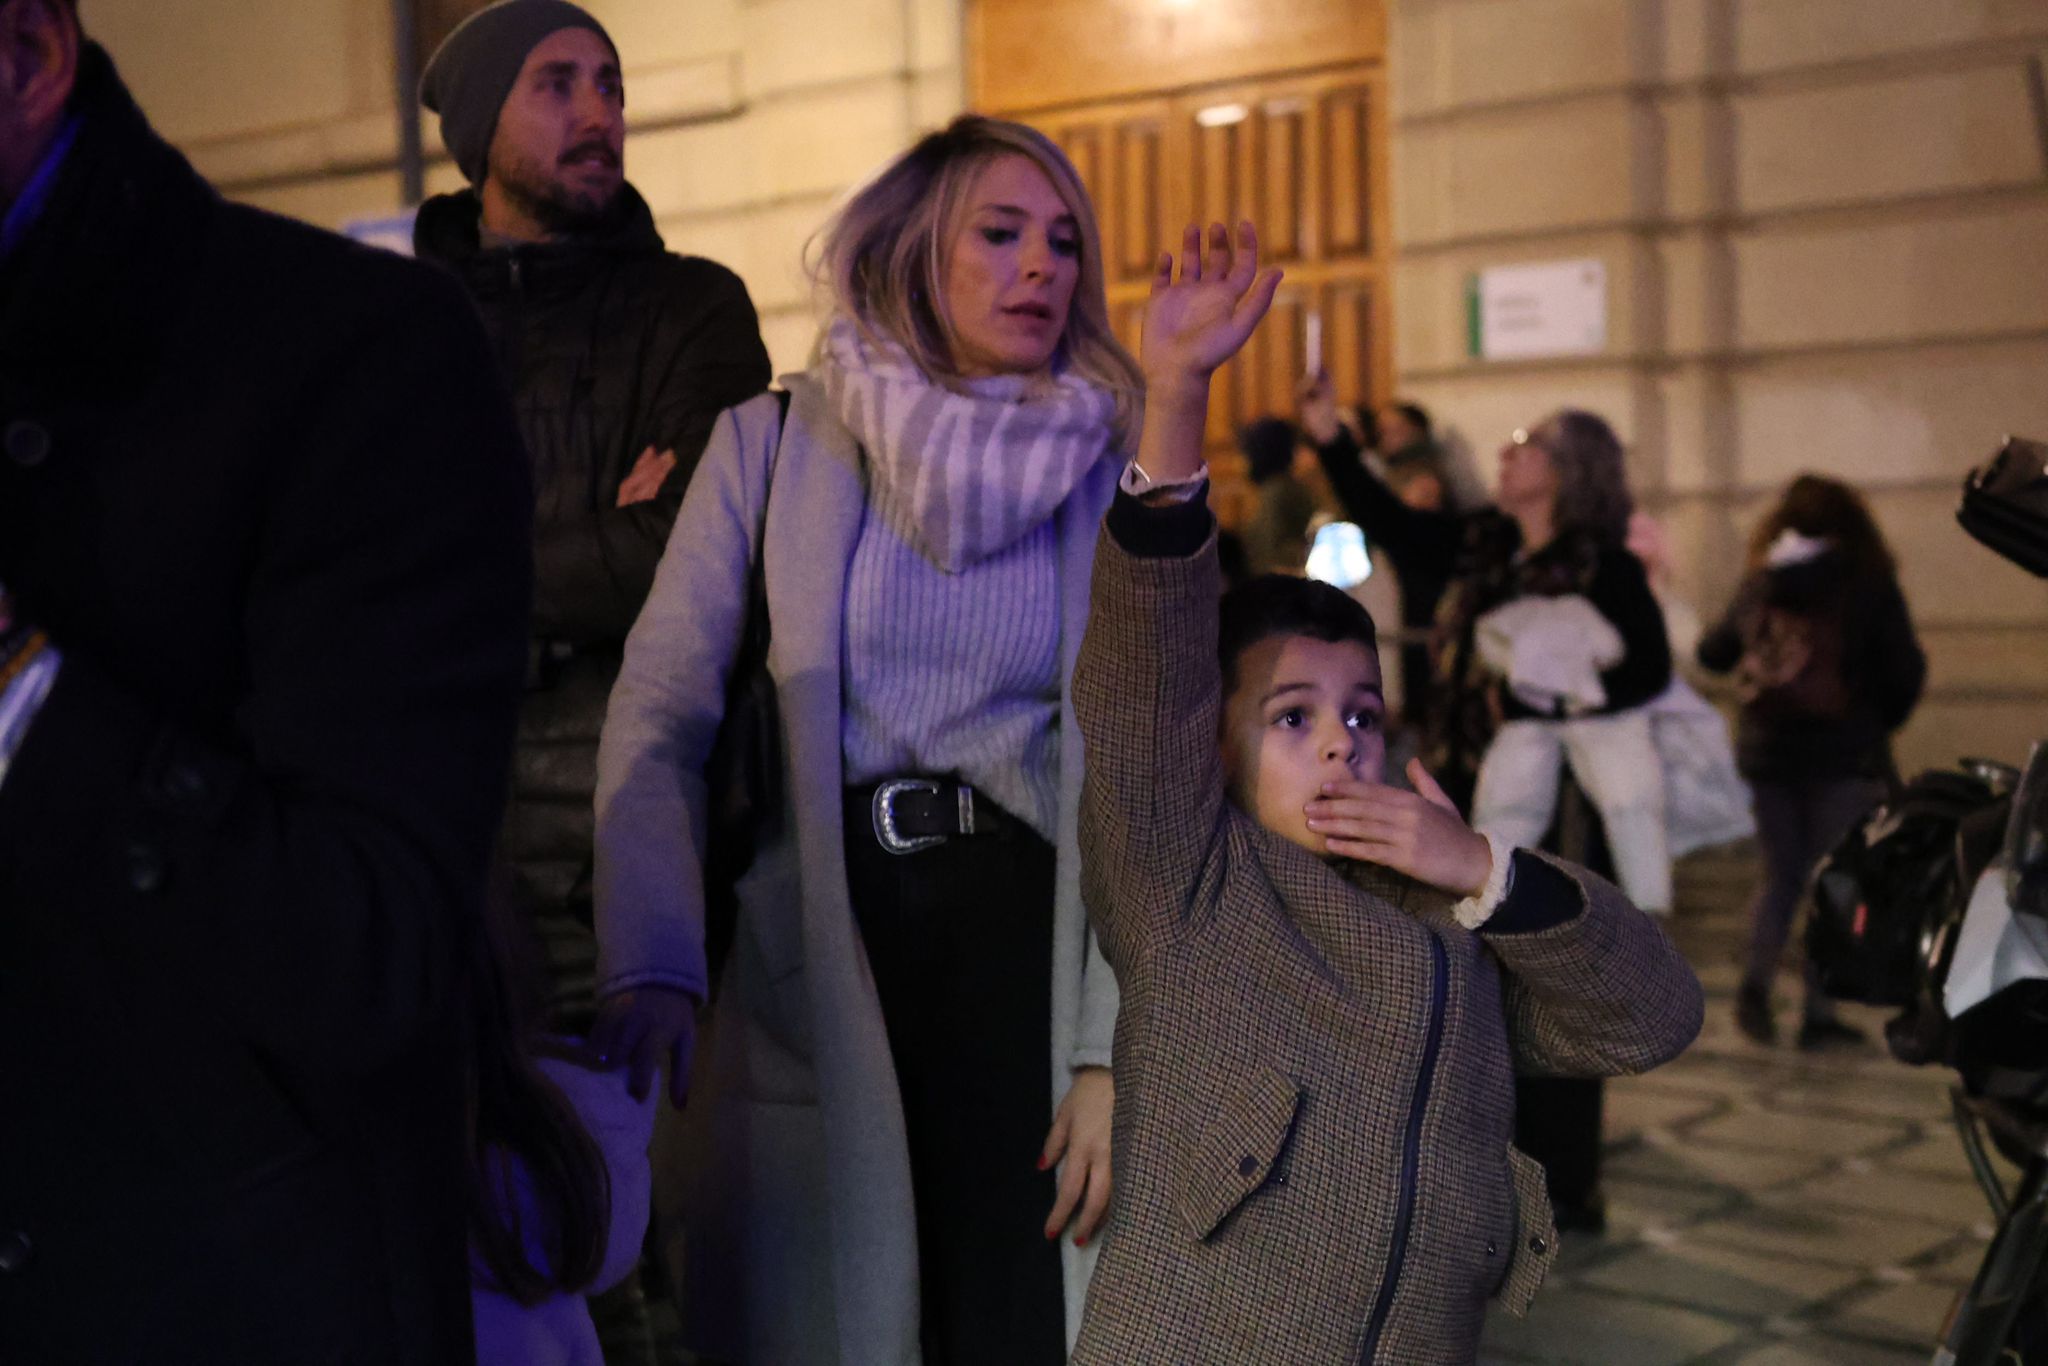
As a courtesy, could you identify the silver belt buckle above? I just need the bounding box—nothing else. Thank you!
[873,778,947,855]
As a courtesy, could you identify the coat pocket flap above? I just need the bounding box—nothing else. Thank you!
[1173,1065,1303,1241]
[1495,1145,1560,1316]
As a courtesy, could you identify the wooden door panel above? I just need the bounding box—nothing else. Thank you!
[968,0,1385,115]
[1191,108,1250,233]
[1259,98,1310,265]
[1320,83,1375,260]
[988,65,1391,516]
[1113,116,1170,286]
[1320,280,1378,409]
[1252,289,1310,425]
[1052,123,1104,209]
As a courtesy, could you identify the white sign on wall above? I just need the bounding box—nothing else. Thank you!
[343,209,419,256]
[1467,258,1607,360]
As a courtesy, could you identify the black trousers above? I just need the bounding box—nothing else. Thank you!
[1744,775,1888,1021]
[1515,773,1610,1212]
[843,795,1067,1366]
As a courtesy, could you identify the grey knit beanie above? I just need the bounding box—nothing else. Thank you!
[420,0,619,186]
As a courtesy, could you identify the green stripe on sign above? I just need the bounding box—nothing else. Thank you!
[1466,274,1482,359]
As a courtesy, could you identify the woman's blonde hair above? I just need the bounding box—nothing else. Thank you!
[810,114,1145,441]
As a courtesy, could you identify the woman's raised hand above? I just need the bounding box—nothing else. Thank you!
[1141,221,1284,390]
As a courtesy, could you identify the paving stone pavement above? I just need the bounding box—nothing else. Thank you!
[1479,842,1994,1366]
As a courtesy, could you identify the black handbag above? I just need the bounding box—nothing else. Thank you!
[1806,768,2000,1007]
[701,389,789,982]
[1958,435,2048,578]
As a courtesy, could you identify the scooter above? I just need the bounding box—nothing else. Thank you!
[1803,437,2048,1366]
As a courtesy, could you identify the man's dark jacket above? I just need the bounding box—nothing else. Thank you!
[414,187,768,1007]
[0,46,532,1365]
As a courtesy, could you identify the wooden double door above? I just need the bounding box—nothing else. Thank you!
[1029,68,1393,522]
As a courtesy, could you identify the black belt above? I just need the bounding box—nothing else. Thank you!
[849,778,1022,854]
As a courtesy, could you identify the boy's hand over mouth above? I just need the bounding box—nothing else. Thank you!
[1305,759,1493,898]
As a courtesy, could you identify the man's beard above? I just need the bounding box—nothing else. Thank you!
[491,147,623,236]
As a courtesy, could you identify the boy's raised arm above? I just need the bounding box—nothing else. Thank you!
[1076,222,1281,969]
[1076,490,1228,964]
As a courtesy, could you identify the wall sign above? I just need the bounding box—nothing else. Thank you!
[1466,258,1607,361]
[343,210,419,256]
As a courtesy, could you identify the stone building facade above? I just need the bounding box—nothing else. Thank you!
[82,0,963,374]
[75,0,2048,772]
[1391,0,2048,772]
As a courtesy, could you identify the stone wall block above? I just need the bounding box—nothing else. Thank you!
[627,54,746,127]
[630,118,757,218]
[1396,96,1642,245]
[1392,0,1639,118]
[1730,340,2048,489]
[1734,201,2048,352]
[1737,64,2045,214]
[1901,699,2046,774]
[665,196,836,313]
[750,80,914,201]
[758,307,825,378]
[1734,0,2048,77]
[91,0,359,143]
[740,0,908,98]
[237,168,404,232]
[597,0,744,69]
[1874,486,2048,626]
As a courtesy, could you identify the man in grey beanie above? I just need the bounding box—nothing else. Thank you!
[422,0,623,232]
[415,7,769,1357]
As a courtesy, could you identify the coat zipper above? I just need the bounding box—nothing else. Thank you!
[1358,932,1449,1364]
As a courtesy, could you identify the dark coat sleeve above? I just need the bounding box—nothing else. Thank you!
[1311,428,1460,582]
[531,265,771,642]
[1696,573,1762,675]
[1075,493,1232,972]
[1587,546,1672,710]
[1695,615,1743,675]
[0,277,533,1078]
[1481,853,1704,1077]
[1858,577,1927,732]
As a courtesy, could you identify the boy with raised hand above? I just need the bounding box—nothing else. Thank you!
[1072,221,1703,1364]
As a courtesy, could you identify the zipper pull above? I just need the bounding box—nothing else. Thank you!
[508,255,523,290]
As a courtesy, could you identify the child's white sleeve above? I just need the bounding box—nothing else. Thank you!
[1453,832,1517,930]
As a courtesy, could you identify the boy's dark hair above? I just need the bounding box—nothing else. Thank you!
[1219,574,1380,696]
[1238,416,1298,485]
[1389,401,1432,440]
[1350,403,1381,452]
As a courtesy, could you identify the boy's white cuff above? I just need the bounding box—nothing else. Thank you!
[1121,459,1209,503]
[1452,833,1516,930]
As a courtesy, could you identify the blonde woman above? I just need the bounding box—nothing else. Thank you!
[590,117,1140,1364]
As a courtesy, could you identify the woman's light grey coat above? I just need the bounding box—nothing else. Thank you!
[593,376,1121,1364]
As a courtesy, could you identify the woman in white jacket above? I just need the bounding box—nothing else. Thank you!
[589,117,1135,1364]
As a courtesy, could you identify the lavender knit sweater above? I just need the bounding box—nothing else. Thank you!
[840,491,1064,839]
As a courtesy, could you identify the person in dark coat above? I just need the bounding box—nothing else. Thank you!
[1699,474,1926,1049]
[0,6,533,1363]
[412,0,772,1049]
[1237,416,1318,577]
[1298,372,1458,713]
[1420,410,1673,1236]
